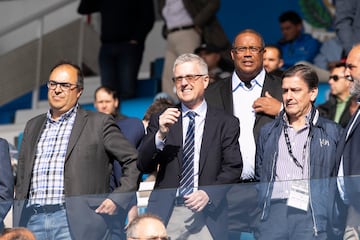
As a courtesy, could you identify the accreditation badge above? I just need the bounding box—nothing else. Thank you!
[287,179,309,211]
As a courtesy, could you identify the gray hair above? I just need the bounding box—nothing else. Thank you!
[172,53,208,75]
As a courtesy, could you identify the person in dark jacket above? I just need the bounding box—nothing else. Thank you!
[97,0,154,100]
[317,62,356,128]
[0,138,13,233]
[255,64,342,239]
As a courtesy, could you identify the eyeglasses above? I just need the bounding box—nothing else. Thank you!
[47,80,78,91]
[130,236,170,240]
[232,46,264,54]
[172,74,205,84]
[345,63,357,70]
[329,75,346,81]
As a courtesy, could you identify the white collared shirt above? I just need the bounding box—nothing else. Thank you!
[162,0,193,30]
[155,100,207,191]
[232,69,266,179]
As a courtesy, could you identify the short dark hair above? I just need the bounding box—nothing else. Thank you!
[279,11,302,25]
[233,29,265,48]
[329,61,346,72]
[94,85,118,101]
[265,44,283,59]
[143,98,175,122]
[282,64,319,90]
[50,60,84,89]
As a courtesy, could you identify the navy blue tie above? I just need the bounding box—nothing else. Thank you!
[180,111,196,196]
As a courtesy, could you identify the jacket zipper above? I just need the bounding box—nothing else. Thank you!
[307,136,318,236]
[261,151,277,219]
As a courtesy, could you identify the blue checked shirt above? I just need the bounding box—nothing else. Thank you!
[28,105,78,206]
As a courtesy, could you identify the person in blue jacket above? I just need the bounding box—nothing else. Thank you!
[277,11,321,70]
[255,64,342,239]
[0,138,14,233]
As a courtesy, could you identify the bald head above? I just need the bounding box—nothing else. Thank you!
[127,214,167,240]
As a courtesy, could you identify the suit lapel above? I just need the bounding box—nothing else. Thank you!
[65,108,88,161]
[345,107,360,142]
[27,115,47,176]
[198,107,215,174]
[220,78,233,114]
[255,73,273,122]
[168,113,183,168]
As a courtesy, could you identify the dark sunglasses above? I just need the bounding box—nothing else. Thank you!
[328,75,345,81]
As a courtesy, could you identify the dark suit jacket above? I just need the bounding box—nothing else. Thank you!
[336,108,360,211]
[0,138,14,232]
[110,116,145,191]
[317,94,352,128]
[14,108,140,240]
[137,105,242,239]
[205,73,283,141]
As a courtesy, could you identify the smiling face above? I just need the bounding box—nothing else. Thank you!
[174,61,209,109]
[48,64,82,119]
[282,75,318,123]
[231,32,264,81]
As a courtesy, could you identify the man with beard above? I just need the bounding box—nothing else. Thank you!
[336,43,360,239]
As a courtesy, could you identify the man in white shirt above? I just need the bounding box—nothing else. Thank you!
[205,29,283,239]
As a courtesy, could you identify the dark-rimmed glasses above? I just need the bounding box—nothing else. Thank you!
[329,75,346,81]
[172,74,205,84]
[232,46,264,54]
[47,80,78,91]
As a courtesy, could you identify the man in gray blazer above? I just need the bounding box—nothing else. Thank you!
[13,61,140,240]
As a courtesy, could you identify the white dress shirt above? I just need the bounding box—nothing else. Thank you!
[232,69,265,179]
[156,100,207,191]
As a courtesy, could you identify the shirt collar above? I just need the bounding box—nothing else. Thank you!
[336,95,351,104]
[181,100,207,119]
[232,68,266,92]
[282,107,312,128]
[48,103,78,122]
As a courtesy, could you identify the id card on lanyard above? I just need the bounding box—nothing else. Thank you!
[287,180,309,211]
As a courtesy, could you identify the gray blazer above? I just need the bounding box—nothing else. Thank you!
[14,108,140,240]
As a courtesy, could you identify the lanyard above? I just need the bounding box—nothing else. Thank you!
[283,126,309,173]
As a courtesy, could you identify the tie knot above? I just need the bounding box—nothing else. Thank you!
[244,81,252,89]
[187,111,196,120]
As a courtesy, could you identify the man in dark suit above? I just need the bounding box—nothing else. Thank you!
[205,29,283,239]
[14,61,140,240]
[0,138,13,233]
[138,53,242,239]
[336,44,360,239]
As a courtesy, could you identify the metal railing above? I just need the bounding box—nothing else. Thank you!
[0,0,81,109]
